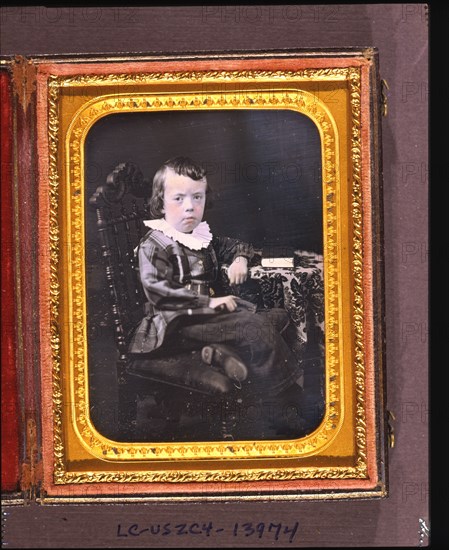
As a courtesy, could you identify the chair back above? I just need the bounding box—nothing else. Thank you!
[89,162,151,359]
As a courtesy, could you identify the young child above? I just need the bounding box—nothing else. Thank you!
[129,156,300,395]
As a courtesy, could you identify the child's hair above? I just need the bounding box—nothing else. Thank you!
[149,156,210,219]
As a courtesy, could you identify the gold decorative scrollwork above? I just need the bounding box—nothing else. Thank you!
[47,67,368,484]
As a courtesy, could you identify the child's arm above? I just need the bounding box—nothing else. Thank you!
[138,240,210,311]
[213,236,253,285]
[212,236,254,266]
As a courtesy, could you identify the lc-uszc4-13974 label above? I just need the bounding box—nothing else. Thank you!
[117,520,299,543]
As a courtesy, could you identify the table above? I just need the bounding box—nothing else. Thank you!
[220,251,325,351]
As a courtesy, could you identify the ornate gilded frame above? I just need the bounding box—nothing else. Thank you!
[33,50,386,500]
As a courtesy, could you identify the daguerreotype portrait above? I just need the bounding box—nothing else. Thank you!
[85,109,324,445]
[30,49,386,499]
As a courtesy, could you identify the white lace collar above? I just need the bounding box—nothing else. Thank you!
[143,218,213,250]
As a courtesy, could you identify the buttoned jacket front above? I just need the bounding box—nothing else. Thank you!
[128,228,253,354]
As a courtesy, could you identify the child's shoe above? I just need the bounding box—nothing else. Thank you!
[201,344,248,382]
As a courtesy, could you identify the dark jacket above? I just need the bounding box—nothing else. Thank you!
[128,228,254,354]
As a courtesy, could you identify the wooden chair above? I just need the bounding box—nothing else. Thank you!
[89,162,244,442]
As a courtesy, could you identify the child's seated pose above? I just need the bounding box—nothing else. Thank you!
[129,156,301,395]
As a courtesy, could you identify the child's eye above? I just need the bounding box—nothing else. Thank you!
[194,195,204,201]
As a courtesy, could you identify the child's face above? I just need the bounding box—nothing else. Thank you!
[163,170,207,233]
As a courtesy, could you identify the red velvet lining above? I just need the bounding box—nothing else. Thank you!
[1,70,21,493]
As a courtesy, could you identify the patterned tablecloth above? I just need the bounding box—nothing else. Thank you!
[220,251,325,350]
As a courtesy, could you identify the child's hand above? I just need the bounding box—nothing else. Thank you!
[227,256,248,285]
[209,296,237,312]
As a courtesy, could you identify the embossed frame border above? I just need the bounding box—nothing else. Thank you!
[34,50,386,500]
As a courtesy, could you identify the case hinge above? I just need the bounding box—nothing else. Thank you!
[20,417,42,498]
[11,55,37,114]
[381,79,390,117]
[387,410,395,448]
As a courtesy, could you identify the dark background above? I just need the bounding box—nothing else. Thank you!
[1,4,432,548]
[84,109,323,254]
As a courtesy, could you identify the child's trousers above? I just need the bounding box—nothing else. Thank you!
[163,307,301,395]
